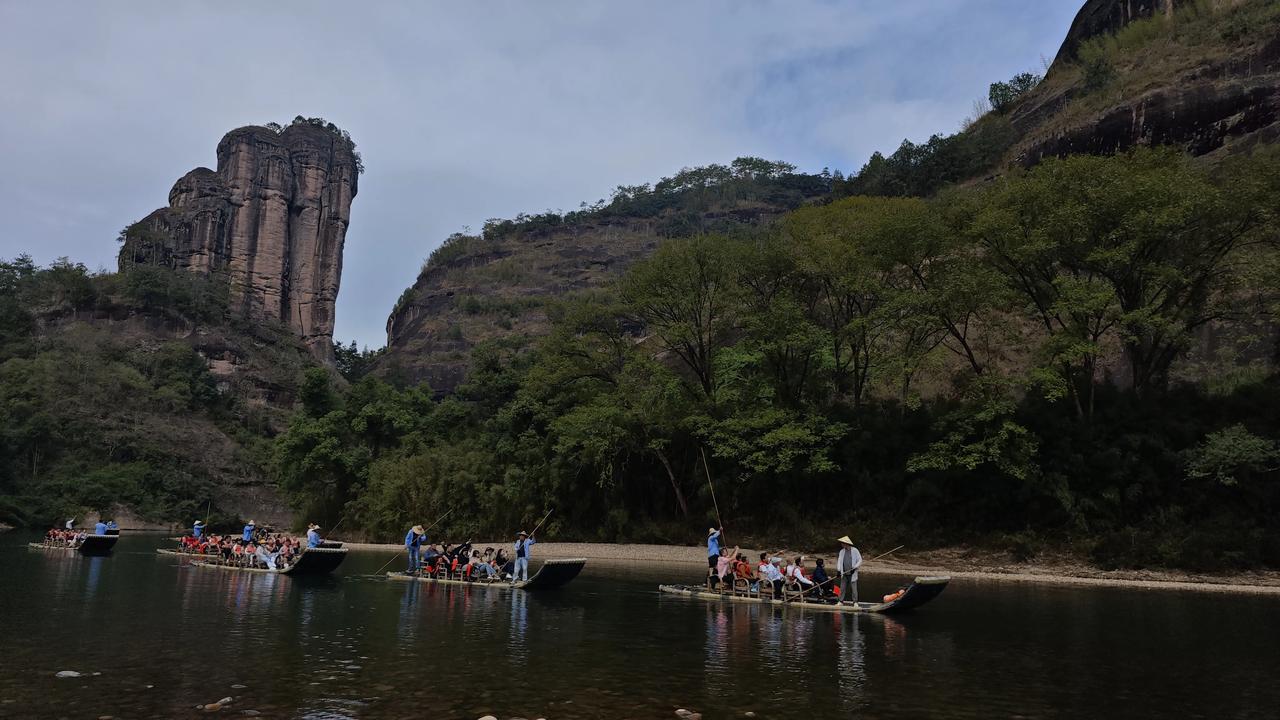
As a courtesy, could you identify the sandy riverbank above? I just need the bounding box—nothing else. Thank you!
[339,540,1280,595]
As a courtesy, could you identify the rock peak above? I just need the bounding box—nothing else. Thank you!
[120,119,360,361]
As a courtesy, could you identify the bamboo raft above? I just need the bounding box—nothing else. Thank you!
[658,575,951,614]
[28,534,119,556]
[158,546,349,576]
[387,558,587,591]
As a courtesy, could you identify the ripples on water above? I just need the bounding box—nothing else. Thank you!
[1,535,1278,719]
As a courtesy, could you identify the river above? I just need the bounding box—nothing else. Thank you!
[0,533,1276,719]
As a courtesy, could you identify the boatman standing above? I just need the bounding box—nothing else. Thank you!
[242,520,255,544]
[306,523,323,548]
[405,524,428,573]
[94,519,108,535]
[706,527,723,571]
[836,535,862,604]
[193,520,206,540]
[65,518,75,530]
[512,530,536,584]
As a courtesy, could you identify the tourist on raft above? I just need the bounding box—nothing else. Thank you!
[710,544,738,590]
[786,556,816,596]
[757,552,785,599]
[404,524,429,573]
[512,530,536,583]
[810,557,832,597]
[836,535,862,604]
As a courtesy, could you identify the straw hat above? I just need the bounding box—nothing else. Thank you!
[707,528,718,537]
[518,530,529,537]
[837,535,853,545]
[309,523,320,530]
[194,520,206,527]
[247,520,255,526]
[412,525,425,534]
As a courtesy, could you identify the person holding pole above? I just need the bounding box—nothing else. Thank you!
[512,530,536,584]
[836,535,862,605]
[405,524,428,574]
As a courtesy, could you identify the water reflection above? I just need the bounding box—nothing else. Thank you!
[4,537,1280,720]
[832,612,868,715]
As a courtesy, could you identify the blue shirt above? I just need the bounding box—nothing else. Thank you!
[707,530,721,557]
[307,529,322,548]
[242,524,254,542]
[405,530,426,548]
[94,522,107,536]
[514,538,535,559]
[193,523,204,539]
[106,522,117,530]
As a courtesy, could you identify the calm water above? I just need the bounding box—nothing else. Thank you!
[0,533,1277,719]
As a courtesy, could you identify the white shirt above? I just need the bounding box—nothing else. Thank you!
[787,564,814,586]
[759,562,784,582]
[836,546,862,577]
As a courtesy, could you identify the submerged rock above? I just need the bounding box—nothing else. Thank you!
[55,671,82,678]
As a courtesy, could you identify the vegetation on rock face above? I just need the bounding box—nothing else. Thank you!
[0,257,310,527]
[274,147,1280,570]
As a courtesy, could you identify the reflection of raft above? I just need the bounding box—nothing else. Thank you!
[178,546,349,576]
[28,534,119,556]
[387,558,587,591]
[658,575,950,614]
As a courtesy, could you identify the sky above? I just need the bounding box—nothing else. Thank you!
[0,1,1082,350]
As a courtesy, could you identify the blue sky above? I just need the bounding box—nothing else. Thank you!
[0,1,1082,350]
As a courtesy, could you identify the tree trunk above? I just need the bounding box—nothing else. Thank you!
[653,449,689,517]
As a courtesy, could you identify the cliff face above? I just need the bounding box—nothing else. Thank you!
[378,177,827,393]
[121,122,359,361]
[1010,0,1280,165]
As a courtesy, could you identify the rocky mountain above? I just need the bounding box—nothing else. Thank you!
[377,1,1280,394]
[376,163,830,392]
[1011,0,1279,163]
[119,118,360,362]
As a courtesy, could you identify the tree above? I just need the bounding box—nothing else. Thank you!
[969,149,1274,406]
[988,72,1042,114]
[621,235,740,400]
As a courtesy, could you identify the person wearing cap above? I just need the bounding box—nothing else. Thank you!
[242,520,255,544]
[836,536,862,604]
[306,523,323,548]
[192,520,206,540]
[706,528,723,572]
[404,524,429,573]
[512,530,536,584]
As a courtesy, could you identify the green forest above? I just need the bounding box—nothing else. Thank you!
[5,146,1280,571]
[274,147,1280,571]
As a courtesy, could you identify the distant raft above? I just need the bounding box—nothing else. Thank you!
[160,546,348,576]
[28,534,119,556]
[387,558,587,591]
[658,575,950,614]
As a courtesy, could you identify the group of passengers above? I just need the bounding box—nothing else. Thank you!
[404,524,533,582]
[176,519,305,570]
[705,528,863,604]
[43,528,89,547]
[44,519,118,547]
